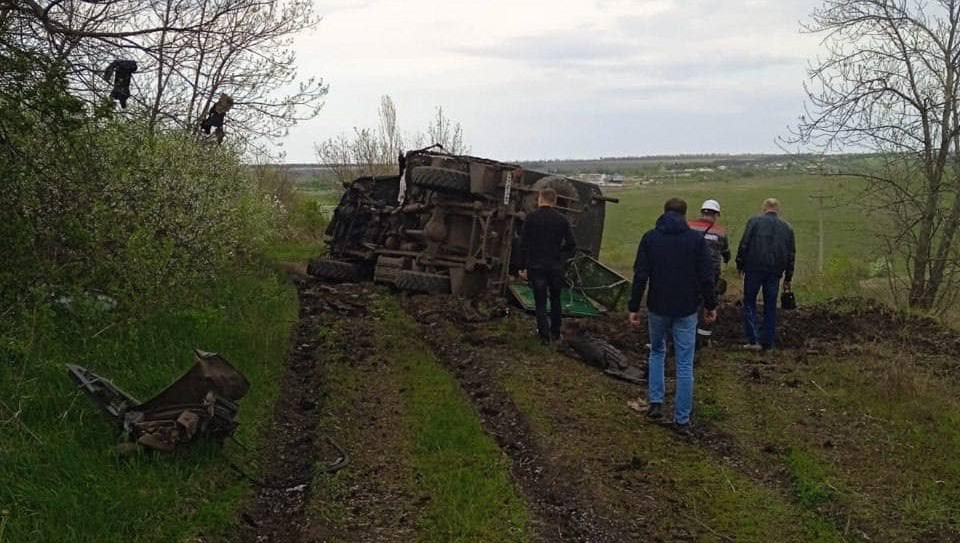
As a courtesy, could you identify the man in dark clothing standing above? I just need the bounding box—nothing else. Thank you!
[628,198,717,435]
[519,188,577,344]
[736,198,796,352]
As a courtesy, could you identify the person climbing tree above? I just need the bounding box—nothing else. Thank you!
[200,94,235,144]
[102,60,138,109]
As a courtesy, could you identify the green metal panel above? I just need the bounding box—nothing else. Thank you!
[508,283,602,318]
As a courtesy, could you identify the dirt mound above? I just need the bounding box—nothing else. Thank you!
[574,297,960,356]
[720,297,960,354]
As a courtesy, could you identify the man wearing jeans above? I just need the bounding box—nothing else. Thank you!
[628,198,717,436]
[736,198,796,352]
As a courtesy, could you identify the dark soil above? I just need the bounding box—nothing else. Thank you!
[403,294,643,543]
[577,296,960,357]
[303,304,424,543]
[232,277,371,543]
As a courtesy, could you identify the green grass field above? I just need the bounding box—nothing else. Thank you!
[600,175,871,300]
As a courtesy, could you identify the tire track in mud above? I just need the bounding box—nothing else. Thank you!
[233,277,369,543]
[403,298,643,543]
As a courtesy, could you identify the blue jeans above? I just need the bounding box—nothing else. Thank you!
[647,312,698,425]
[743,271,781,349]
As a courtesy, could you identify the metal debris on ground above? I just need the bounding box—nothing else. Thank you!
[67,350,250,452]
[561,322,646,384]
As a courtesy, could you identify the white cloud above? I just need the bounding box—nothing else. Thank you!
[280,0,824,161]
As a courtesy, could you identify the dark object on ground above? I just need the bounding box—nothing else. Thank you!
[781,290,797,310]
[646,402,663,420]
[672,422,694,438]
[310,148,620,299]
[102,60,138,109]
[200,94,235,144]
[67,350,249,452]
[562,325,645,384]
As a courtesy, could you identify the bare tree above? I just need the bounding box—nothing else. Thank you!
[315,95,404,185]
[794,0,960,310]
[1,0,327,151]
[422,105,468,155]
[317,96,470,186]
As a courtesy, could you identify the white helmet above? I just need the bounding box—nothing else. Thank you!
[701,199,721,214]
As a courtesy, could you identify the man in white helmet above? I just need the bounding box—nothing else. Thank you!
[687,199,731,347]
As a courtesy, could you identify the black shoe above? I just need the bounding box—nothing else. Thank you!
[646,403,663,421]
[672,422,694,437]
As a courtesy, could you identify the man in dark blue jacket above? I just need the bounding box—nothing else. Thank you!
[736,198,796,352]
[628,198,717,435]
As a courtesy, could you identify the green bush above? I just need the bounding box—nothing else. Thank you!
[0,51,281,311]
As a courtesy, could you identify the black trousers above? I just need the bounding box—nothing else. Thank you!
[528,268,564,341]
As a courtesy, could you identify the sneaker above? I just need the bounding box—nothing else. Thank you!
[672,422,694,437]
[646,403,663,421]
[742,343,762,352]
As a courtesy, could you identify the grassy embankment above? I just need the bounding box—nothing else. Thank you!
[600,174,872,301]
[0,263,296,543]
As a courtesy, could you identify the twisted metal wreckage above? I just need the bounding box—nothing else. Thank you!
[311,148,645,383]
[68,350,250,452]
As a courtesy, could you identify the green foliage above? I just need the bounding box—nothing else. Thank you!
[0,50,281,311]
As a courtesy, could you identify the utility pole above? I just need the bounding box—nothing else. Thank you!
[809,192,834,274]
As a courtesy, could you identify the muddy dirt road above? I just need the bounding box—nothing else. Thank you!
[228,278,960,542]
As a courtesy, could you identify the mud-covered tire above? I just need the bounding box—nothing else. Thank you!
[307,258,360,282]
[395,270,451,294]
[409,166,470,193]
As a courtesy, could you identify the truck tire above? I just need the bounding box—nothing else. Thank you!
[395,270,451,294]
[307,257,360,282]
[409,166,470,193]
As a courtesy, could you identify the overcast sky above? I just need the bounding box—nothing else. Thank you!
[281,0,824,162]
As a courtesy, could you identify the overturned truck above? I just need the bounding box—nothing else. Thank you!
[310,148,627,306]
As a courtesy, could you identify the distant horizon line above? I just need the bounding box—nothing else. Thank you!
[277,151,869,168]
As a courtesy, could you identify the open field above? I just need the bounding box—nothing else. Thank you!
[600,174,872,301]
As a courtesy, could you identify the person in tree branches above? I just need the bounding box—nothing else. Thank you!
[518,188,577,345]
[628,198,717,437]
[200,94,235,144]
[102,60,138,109]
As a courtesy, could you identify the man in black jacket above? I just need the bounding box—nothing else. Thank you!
[736,198,796,352]
[628,198,717,435]
[519,188,577,344]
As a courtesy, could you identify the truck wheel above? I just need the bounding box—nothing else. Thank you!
[395,270,451,294]
[409,166,470,193]
[307,258,360,282]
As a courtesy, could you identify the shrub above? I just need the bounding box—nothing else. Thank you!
[0,51,281,311]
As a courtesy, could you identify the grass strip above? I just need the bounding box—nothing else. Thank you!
[375,297,532,543]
